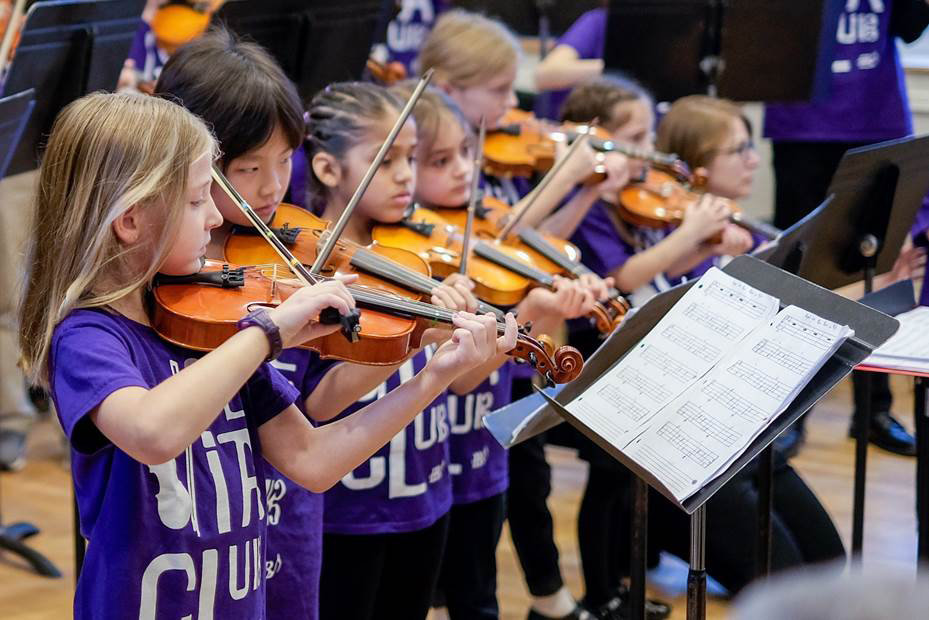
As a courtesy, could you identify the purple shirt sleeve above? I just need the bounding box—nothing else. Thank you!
[51,321,150,453]
[558,9,606,59]
[569,201,635,279]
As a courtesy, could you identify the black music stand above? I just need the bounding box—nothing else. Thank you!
[602,0,839,102]
[759,135,929,560]
[0,88,59,578]
[533,256,897,620]
[1,0,144,175]
[215,0,385,101]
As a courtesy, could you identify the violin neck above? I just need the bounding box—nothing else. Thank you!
[517,229,589,278]
[472,241,555,287]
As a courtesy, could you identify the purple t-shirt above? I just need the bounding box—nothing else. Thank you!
[447,362,512,504]
[128,21,168,85]
[386,0,448,73]
[51,308,298,620]
[263,350,333,620]
[321,348,452,534]
[570,200,714,296]
[764,0,911,142]
[536,9,606,120]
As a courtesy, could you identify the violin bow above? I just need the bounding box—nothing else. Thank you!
[211,165,363,340]
[498,122,593,240]
[458,116,486,275]
[310,69,434,275]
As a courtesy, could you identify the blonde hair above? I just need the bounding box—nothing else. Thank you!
[415,9,520,89]
[655,95,748,170]
[19,91,216,385]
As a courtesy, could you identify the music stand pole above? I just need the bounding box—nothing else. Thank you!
[687,505,707,620]
[916,376,929,572]
[629,477,648,620]
[852,235,879,559]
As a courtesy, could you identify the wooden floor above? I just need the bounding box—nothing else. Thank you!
[0,375,921,620]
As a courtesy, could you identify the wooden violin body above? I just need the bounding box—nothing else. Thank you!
[483,109,605,183]
[225,203,438,302]
[373,206,625,333]
[372,207,536,307]
[432,196,583,274]
[618,170,780,241]
[150,261,419,365]
[151,1,226,51]
[149,260,584,383]
[431,197,629,332]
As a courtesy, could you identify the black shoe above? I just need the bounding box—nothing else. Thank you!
[528,605,596,620]
[774,424,805,459]
[0,429,27,471]
[589,585,671,620]
[849,410,916,457]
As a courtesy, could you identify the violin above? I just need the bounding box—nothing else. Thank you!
[431,196,630,331]
[372,206,621,333]
[150,0,226,52]
[366,57,407,86]
[483,109,688,183]
[617,169,781,241]
[224,203,504,318]
[150,260,583,384]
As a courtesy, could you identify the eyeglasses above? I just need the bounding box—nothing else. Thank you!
[717,140,756,158]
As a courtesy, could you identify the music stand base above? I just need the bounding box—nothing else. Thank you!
[0,522,61,577]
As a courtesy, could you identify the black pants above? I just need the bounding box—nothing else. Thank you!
[772,140,893,423]
[436,493,507,619]
[319,514,449,620]
[507,430,563,597]
[587,453,845,597]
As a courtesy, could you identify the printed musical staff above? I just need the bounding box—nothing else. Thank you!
[726,360,791,401]
[678,401,739,446]
[775,316,835,349]
[656,422,718,468]
[752,338,811,375]
[642,344,698,381]
[661,324,720,363]
[633,444,693,493]
[683,302,744,340]
[597,383,651,422]
[705,281,768,320]
[701,379,767,423]
[615,367,672,403]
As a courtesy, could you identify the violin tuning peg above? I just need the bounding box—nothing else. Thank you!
[545,373,555,389]
[528,352,538,367]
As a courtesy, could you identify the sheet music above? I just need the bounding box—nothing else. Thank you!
[863,306,929,372]
[624,305,852,501]
[565,268,779,445]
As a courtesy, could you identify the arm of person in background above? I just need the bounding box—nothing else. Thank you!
[540,152,630,239]
[534,44,605,92]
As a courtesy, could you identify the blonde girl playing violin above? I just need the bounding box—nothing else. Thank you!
[18,91,514,620]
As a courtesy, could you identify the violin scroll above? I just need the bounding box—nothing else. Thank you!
[511,332,583,386]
